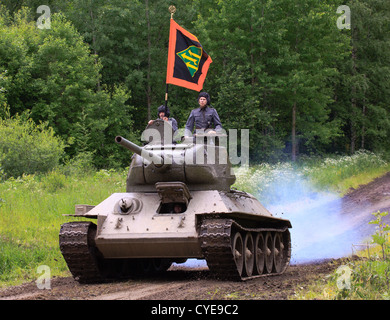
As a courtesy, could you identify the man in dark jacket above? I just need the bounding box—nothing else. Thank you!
[148,105,178,132]
[185,92,222,135]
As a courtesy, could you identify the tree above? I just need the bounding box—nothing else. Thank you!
[344,0,390,153]
[193,0,348,161]
[191,0,288,161]
[0,8,137,168]
[1,0,389,164]
[269,1,349,160]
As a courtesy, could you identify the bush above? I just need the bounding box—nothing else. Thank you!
[42,170,67,193]
[60,151,95,176]
[329,211,390,300]
[0,113,65,178]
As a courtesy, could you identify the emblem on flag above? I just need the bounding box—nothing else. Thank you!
[176,46,202,77]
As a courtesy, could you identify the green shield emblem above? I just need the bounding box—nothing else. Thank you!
[177,46,202,77]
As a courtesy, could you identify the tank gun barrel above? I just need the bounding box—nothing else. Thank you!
[115,136,163,165]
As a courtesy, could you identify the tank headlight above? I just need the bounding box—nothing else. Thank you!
[119,198,133,213]
[116,197,142,215]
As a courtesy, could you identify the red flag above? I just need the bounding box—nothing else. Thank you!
[166,19,212,91]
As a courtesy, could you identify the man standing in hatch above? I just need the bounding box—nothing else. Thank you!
[185,92,222,136]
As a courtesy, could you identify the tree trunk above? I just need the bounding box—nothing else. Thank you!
[292,101,297,161]
[361,104,366,149]
[350,117,356,154]
[90,6,100,91]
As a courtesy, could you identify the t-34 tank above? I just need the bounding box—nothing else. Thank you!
[59,120,292,282]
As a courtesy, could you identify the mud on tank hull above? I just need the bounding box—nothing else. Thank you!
[60,189,291,283]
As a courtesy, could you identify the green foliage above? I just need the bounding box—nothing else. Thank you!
[0,112,65,178]
[343,211,390,299]
[0,70,8,109]
[60,151,95,176]
[0,7,137,169]
[188,0,352,160]
[349,260,390,300]
[0,166,127,286]
[340,0,390,153]
[1,1,390,166]
[369,211,390,260]
[299,150,390,193]
[318,211,390,300]
[323,259,390,300]
[0,238,49,283]
[42,169,67,193]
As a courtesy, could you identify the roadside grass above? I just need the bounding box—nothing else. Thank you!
[0,167,126,287]
[298,150,390,195]
[293,213,390,300]
[0,150,389,290]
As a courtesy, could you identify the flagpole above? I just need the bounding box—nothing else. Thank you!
[164,83,169,108]
[165,5,176,110]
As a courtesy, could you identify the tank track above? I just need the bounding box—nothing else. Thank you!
[200,218,291,281]
[59,221,104,283]
[60,221,174,283]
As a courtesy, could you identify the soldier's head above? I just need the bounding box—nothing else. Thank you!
[198,92,210,108]
[157,105,169,118]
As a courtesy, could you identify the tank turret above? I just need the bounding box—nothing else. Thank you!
[115,120,236,192]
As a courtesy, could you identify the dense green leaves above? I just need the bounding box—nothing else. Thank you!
[0,112,65,178]
[191,0,351,160]
[0,0,389,171]
[0,6,137,168]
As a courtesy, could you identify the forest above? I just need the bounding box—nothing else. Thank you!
[0,0,389,173]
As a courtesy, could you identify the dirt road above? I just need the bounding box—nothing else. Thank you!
[1,172,390,300]
[0,259,342,300]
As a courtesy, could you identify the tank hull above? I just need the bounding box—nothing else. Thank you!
[60,189,291,282]
[86,190,289,258]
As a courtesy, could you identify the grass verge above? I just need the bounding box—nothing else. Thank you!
[0,168,126,287]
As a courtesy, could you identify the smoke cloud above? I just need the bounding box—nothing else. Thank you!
[262,171,362,264]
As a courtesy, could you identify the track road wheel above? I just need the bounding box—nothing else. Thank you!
[254,232,265,275]
[244,233,254,277]
[264,232,274,274]
[273,233,284,273]
[232,232,244,276]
